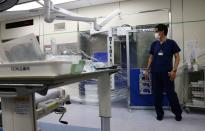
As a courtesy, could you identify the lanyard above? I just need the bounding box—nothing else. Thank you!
[160,44,164,52]
[158,42,165,56]
[159,39,167,51]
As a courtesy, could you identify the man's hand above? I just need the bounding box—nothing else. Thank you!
[168,70,177,81]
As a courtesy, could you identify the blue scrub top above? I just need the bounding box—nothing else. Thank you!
[149,39,181,73]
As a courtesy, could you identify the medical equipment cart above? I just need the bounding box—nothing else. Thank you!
[185,66,205,112]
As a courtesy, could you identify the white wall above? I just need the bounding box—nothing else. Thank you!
[183,0,205,50]
[171,0,205,103]
[37,0,171,50]
[78,0,169,30]
[39,17,79,51]
[0,0,171,43]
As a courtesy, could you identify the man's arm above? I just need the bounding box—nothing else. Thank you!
[173,53,180,72]
[169,52,180,81]
[147,55,153,70]
[145,55,153,80]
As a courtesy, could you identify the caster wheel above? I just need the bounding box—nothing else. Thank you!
[185,107,190,113]
[128,109,132,113]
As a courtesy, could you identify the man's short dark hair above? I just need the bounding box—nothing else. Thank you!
[155,24,168,36]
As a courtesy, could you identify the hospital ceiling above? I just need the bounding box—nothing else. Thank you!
[0,0,127,22]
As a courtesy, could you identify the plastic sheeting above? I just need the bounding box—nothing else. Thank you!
[66,31,128,104]
[0,34,45,63]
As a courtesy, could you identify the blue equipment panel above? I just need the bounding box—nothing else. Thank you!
[92,52,108,62]
[130,68,169,107]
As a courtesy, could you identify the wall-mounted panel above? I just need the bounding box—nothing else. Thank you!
[42,32,79,46]
[0,16,40,40]
[43,20,78,35]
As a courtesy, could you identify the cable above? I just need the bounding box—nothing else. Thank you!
[80,50,99,62]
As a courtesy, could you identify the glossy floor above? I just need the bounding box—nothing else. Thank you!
[39,101,205,131]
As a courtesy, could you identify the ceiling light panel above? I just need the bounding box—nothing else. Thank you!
[7,1,42,11]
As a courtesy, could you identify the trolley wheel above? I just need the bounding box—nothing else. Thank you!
[185,107,190,113]
[127,107,132,112]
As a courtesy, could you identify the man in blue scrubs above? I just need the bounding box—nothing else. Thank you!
[145,24,182,121]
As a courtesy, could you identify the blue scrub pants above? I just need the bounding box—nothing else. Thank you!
[151,72,182,117]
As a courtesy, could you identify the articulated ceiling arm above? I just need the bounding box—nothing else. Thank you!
[44,0,53,23]
[44,0,101,30]
[43,0,120,31]
[98,9,120,28]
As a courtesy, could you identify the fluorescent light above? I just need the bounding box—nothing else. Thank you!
[39,0,77,5]
[7,2,42,11]
[6,0,77,11]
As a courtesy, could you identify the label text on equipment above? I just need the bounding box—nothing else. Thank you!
[11,66,30,71]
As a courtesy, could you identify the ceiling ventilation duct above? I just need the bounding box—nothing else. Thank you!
[0,0,19,12]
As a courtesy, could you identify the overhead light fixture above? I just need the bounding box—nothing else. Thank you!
[6,0,77,12]
[39,0,77,5]
[0,0,19,12]
[7,1,43,11]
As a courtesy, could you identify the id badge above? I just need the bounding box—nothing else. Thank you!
[158,50,163,56]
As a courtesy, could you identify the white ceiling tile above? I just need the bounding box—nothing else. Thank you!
[58,0,90,9]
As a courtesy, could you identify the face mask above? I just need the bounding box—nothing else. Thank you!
[154,33,160,39]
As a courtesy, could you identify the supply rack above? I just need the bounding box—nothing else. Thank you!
[185,66,205,112]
